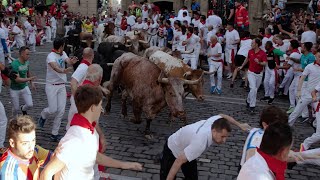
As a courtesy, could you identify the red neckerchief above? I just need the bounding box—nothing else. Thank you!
[81,59,91,66]
[70,113,96,134]
[291,48,300,54]
[277,42,284,47]
[257,148,287,180]
[144,6,148,11]
[264,34,272,38]
[228,28,234,32]
[170,15,175,19]
[216,33,223,37]
[211,42,217,48]
[267,47,275,53]
[82,80,94,86]
[51,49,62,56]
[314,61,320,66]
[186,33,192,39]
[200,20,205,25]
[241,37,250,41]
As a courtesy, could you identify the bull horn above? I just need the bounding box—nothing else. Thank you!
[134,30,140,35]
[139,40,149,44]
[183,72,204,85]
[183,71,192,77]
[107,63,114,66]
[157,72,169,84]
[113,44,119,48]
[125,44,132,47]
[203,71,215,75]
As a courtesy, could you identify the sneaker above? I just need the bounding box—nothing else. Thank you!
[227,74,232,79]
[260,96,270,102]
[299,143,306,152]
[37,116,46,128]
[239,81,245,88]
[278,88,284,96]
[230,83,234,88]
[268,98,274,105]
[20,105,27,115]
[249,107,255,114]
[210,86,216,94]
[50,134,62,142]
[216,88,222,95]
[287,107,295,114]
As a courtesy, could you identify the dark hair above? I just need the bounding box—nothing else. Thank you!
[200,15,206,21]
[187,27,194,34]
[290,39,299,49]
[74,85,103,113]
[166,20,171,25]
[306,23,314,30]
[253,38,262,47]
[211,118,232,132]
[19,46,30,54]
[259,106,288,128]
[8,116,36,140]
[265,41,273,49]
[304,42,313,51]
[174,20,181,27]
[260,122,293,155]
[53,38,65,50]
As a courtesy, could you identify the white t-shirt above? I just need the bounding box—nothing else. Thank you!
[274,42,290,61]
[168,115,221,162]
[132,22,148,31]
[127,15,136,27]
[50,17,57,27]
[71,63,89,84]
[302,63,320,93]
[185,34,200,52]
[301,30,317,44]
[46,51,69,84]
[288,52,302,76]
[12,25,24,44]
[55,125,99,180]
[237,39,253,57]
[225,29,240,50]
[179,16,191,25]
[206,30,217,44]
[0,28,5,52]
[198,23,208,41]
[206,15,222,30]
[207,43,222,60]
[142,9,149,21]
[237,152,275,180]
[240,128,264,166]
[261,35,274,52]
[148,22,158,34]
[191,19,200,28]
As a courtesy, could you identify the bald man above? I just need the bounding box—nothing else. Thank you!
[66,47,94,130]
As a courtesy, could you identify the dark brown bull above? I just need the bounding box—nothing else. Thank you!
[105,53,202,138]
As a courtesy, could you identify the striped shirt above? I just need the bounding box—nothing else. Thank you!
[0,145,52,180]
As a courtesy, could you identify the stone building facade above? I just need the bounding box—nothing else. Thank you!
[66,0,98,16]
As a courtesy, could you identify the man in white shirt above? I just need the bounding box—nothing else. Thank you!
[179,12,191,25]
[132,17,148,31]
[40,85,142,180]
[0,25,8,64]
[37,38,78,142]
[0,62,8,152]
[238,122,293,180]
[160,114,250,180]
[191,12,200,28]
[206,10,222,32]
[261,28,273,52]
[182,27,200,70]
[127,13,137,31]
[50,14,57,40]
[301,23,317,45]
[225,22,240,78]
[207,35,223,94]
[12,21,25,49]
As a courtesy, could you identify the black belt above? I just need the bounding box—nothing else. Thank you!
[51,83,65,86]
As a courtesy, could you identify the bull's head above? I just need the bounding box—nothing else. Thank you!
[183,70,205,101]
[157,72,202,119]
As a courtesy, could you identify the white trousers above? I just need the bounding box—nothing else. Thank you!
[64,25,72,37]
[297,148,320,166]
[149,35,158,47]
[247,71,263,108]
[10,86,33,116]
[225,48,237,64]
[45,26,52,41]
[264,66,277,98]
[303,102,320,149]
[279,67,293,95]
[208,60,223,90]
[183,54,198,70]
[288,85,312,126]
[158,37,165,48]
[0,101,7,148]
[41,84,66,135]
[289,75,300,107]
[66,96,77,130]
[51,26,57,40]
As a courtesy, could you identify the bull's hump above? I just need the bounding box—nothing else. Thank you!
[150,51,183,72]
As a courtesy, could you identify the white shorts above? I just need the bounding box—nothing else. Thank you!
[225,48,237,64]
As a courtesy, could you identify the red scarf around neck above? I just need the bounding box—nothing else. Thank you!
[70,114,96,134]
[211,42,217,48]
[264,34,272,38]
[314,61,320,66]
[291,48,300,54]
[228,28,234,32]
[241,37,250,41]
[81,59,91,66]
[257,148,287,180]
[52,49,62,56]
[186,33,192,39]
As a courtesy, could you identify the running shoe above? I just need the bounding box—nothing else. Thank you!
[287,107,295,114]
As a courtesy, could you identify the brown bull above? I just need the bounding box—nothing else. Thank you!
[149,50,212,101]
[105,53,201,138]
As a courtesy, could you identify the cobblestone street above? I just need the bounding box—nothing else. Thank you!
[1,43,320,180]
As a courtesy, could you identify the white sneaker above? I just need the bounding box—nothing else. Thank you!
[227,74,232,79]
